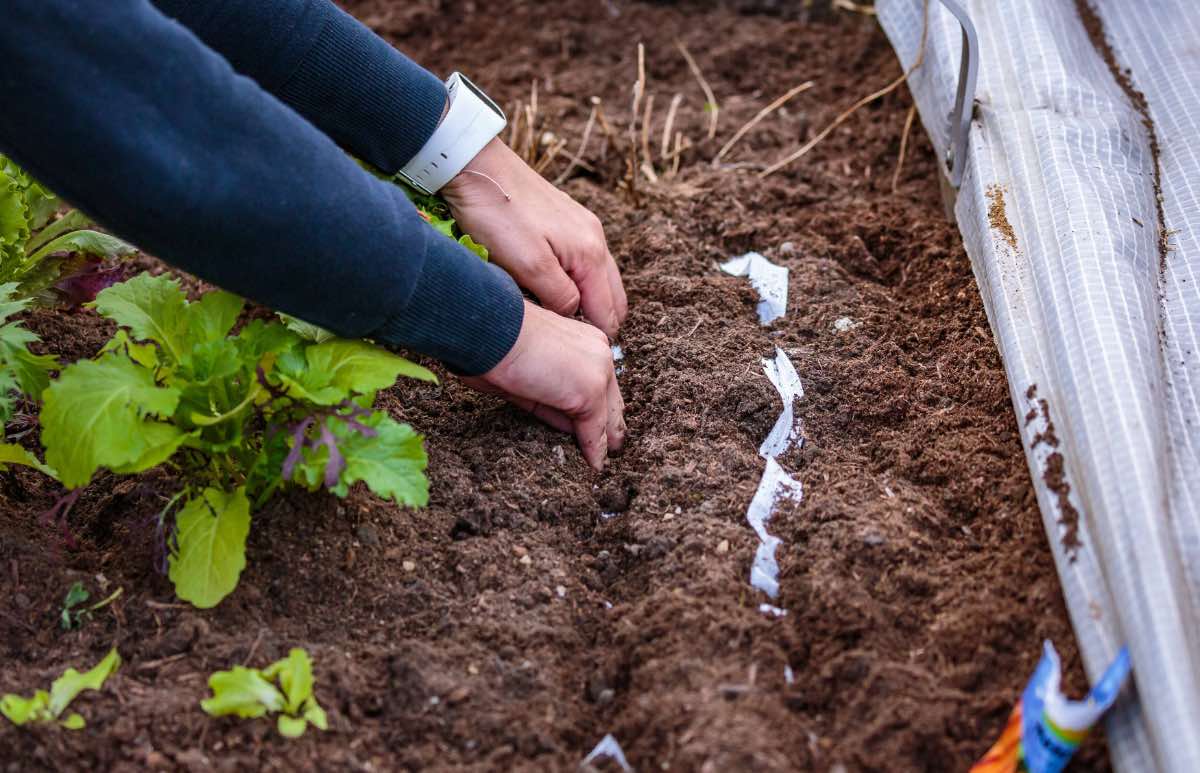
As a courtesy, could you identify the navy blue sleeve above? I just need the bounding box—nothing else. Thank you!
[0,0,523,375]
[149,0,447,175]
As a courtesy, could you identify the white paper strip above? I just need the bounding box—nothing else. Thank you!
[582,733,633,772]
[720,251,789,324]
[746,457,804,599]
[759,347,805,459]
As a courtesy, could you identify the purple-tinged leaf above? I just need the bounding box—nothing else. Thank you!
[319,421,344,488]
[281,417,314,481]
[54,258,129,306]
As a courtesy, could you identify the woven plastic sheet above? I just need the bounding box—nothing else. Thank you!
[877,1,1200,770]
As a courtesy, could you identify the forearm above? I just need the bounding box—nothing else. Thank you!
[0,0,521,375]
[150,0,445,174]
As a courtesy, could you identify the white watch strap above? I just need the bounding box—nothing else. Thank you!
[398,72,507,195]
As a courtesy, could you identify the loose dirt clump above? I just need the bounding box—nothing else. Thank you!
[0,1,1107,771]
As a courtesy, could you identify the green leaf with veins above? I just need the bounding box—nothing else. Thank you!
[292,412,428,507]
[334,414,428,506]
[278,339,435,405]
[202,648,327,737]
[276,313,335,343]
[0,442,55,477]
[200,665,284,719]
[41,355,182,488]
[26,230,134,265]
[1,648,120,729]
[92,272,189,364]
[168,487,251,608]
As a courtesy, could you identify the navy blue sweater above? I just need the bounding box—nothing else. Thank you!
[0,0,523,375]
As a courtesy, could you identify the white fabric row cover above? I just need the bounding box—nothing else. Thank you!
[876,1,1200,771]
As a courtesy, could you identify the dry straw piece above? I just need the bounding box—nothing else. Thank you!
[891,103,917,192]
[555,98,599,185]
[712,81,814,166]
[676,41,718,140]
[759,0,929,179]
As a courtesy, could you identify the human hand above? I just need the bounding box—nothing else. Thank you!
[462,300,625,470]
[441,138,628,339]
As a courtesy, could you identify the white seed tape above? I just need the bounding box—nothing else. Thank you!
[720,251,789,324]
[759,347,805,459]
[582,734,633,772]
[746,457,804,599]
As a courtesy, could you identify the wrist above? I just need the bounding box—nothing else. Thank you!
[396,72,506,195]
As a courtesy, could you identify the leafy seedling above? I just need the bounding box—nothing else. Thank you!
[201,648,328,738]
[1,648,120,729]
[60,582,124,630]
[1,155,135,304]
[40,272,435,608]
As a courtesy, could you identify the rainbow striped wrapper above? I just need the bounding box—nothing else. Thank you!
[972,641,1131,773]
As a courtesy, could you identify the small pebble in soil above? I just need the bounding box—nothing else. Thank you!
[555,585,567,598]
[355,524,380,547]
[553,445,566,466]
[863,532,886,547]
[716,539,730,554]
[402,560,416,572]
[519,554,533,567]
[832,316,861,333]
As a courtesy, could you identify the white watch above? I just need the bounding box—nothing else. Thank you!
[397,72,507,195]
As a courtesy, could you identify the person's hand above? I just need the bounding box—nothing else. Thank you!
[441,138,628,339]
[462,300,625,470]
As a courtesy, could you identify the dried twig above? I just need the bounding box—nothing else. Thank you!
[661,93,684,159]
[712,81,814,166]
[670,131,685,178]
[891,103,917,192]
[833,0,877,14]
[627,43,647,200]
[508,100,523,150]
[640,93,656,181]
[662,133,692,165]
[535,137,568,174]
[677,41,718,140]
[759,0,929,179]
[524,103,537,165]
[555,98,599,185]
[595,101,619,162]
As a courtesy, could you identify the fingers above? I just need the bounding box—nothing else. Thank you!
[549,213,624,339]
[606,369,625,451]
[571,258,619,339]
[524,250,582,317]
[607,249,629,328]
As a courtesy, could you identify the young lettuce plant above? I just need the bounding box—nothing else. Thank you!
[40,272,435,608]
[0,155,135,304]
[201,648,328,738]
[0,648,121,730]
[0,282,57,475]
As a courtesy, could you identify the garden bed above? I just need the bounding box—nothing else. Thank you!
[0,1,1108,770]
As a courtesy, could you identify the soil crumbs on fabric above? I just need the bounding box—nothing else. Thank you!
[1,2,1107,771]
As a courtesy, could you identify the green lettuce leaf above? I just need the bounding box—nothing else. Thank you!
[200,665,284,719]
[168,487,251,608]
[41,354,182,488]
[1,648,120,729]
[92,272,189,364]
[41,355,182,488]
[278,339,435,405]
[202,648,327,738]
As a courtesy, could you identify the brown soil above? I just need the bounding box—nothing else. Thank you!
[1,1,1107,771]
